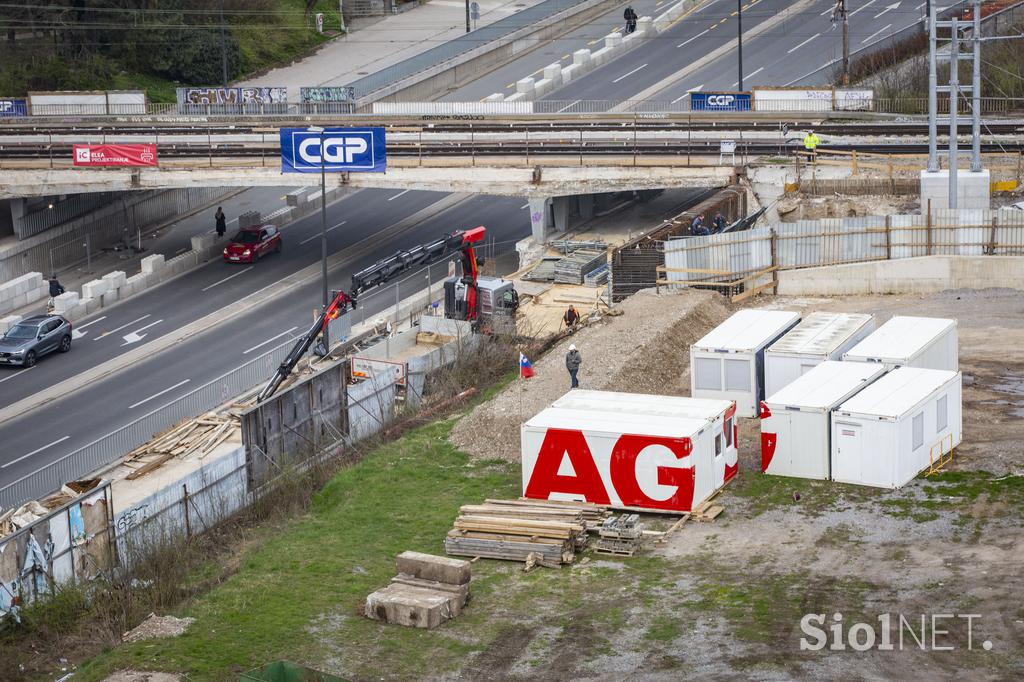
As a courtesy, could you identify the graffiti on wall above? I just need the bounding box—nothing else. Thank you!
[176,87,288,106]
[300,86,355,103]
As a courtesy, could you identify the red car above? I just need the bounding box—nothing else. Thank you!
[223,225,282,263]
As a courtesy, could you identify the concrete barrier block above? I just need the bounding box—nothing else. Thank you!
[396,551,471,585]
[101,290,119,307]
[33,283,49,302]
[483,93,505,102]
[141,254,165,275]
[52,291,80,314]
[543,63,563,88]
[119,280,134,299]
[533,78,554,97]
[516,77,536,97]
[590,46,613,66]
[81,279,108,299]
[635,16,653,37]
[83,297,101,315]
[653,13,671,31]
[6,292,28,310]
[573,49,591,67]
[504,92,528,102]
[102,270,127,291]
[561,64,578,84]
[2,315,22,332]
[605,32,622,53]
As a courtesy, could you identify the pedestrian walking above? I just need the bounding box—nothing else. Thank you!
[48,276,65,298]
[565,343,582,389]
[712,212,727,234]
[803,129,820,163]
[624,6,638,33]
[563,304,580,332]
[215,206,227,238]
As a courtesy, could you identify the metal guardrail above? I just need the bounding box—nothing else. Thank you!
[0,338,295,510]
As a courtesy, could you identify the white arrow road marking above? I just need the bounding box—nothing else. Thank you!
[244,326,299,354]
[862,23,892,43]
[874,1,900,19]
[3,436,69,468]
[94,314,150,340]
[129,379,190,409]
[612,63,648,84]
[299,221,347,245]
[71,315,106,340]
[121,319,163,346]
[201,266,254,292]
[788,32,820,54]
[677,28,710,48]
[850,0,876,15]
[0,367,33,385]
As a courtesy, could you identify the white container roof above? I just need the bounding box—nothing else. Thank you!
[552,390,733,419]
[843,316,956,363]
[524,406,708,439]
[767,312,874,358]
[693,309,801,353]
[835,367,959,419]
[764,361,887,412]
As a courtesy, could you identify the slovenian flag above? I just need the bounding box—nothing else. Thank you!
[519,353,535,379]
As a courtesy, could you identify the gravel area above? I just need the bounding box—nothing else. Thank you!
[449,288,732,462]
[121,614,195,643]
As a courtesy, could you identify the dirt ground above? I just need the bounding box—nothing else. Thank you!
[448,286,1024,680]
[777,193,922,221]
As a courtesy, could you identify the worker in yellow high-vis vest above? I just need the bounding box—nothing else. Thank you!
[803,129,820,163]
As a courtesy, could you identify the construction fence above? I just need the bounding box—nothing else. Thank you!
[658,208,1024,299]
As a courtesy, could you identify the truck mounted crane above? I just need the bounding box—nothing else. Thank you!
[256,225,515,403]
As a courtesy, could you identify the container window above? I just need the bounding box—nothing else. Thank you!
[936,395,948,432]
[725,418,733,447]
[715,434,722,457]
[912,412,924,450]
[724,359,750,392]
[695,357,721,391]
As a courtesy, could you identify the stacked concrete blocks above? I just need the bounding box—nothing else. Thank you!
[365,551,471,629]
[0,273,50,316]
[2,314,22,333]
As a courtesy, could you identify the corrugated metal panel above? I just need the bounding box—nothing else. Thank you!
[694,309,801,352]
[663,226,771,283]
[844,316,956,363]
[768,312,874,356]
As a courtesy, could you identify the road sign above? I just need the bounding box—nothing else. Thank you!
[279,127,386,173]
[0,99,27,117]
[470,1,480,19]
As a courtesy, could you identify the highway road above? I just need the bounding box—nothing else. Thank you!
[0,191,532,488]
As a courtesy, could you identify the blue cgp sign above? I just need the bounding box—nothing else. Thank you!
[0,99,28,117]
[279,127,386,173]
[691,92,751,112]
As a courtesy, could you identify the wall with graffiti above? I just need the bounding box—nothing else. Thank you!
[176,87,289,113]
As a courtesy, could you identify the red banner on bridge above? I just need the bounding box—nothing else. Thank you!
[73,144,158,167]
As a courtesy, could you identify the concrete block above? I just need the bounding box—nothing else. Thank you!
[102,270,127,291]
[52,291,80,314]
[364,583,455,629]
[921,169,990,212]
[33,284,49,302]
[533,78,554,97]
[483,93,504,102]
[515,77,536,97]
[83,297,101,315]
[635,16,653,37]
[191,233,218,255]
[64,303,87,322]
[590,46,613,67]
[543,63,563,88]
[605,32,622,50]
[395,551,470,585]
[561,64,580,84]
[2,315,22,332]
[505,92,528,102]
[141,254,165,275]
[572,49,591,67]
[126,273,148,293]
[101,290,119,307]
[119,280,134,299]
[81,279,108,299]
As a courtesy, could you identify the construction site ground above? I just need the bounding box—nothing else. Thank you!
[59,284,1023,682]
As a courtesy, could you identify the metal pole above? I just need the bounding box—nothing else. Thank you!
[971,0,982,173]
[949,17,959,209]
[220,1,229,88]
[320,130,330,349]
[737,0,743,91]
[465,0,470,33]
[842,0,850,86]
[928,0,938,171]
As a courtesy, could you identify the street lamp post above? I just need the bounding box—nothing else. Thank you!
[737,0,743,91]
[309,126,330,350]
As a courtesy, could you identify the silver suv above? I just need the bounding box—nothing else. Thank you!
[0,314,73,367]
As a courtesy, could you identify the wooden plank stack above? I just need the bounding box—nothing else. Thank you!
[123,412,239,480]
[444,499,609,567]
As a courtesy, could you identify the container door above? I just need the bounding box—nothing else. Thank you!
[695,431,715,503]
[832,421,863,483]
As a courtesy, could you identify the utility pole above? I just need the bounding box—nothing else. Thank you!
[220,1,228,88]
[737,0,743,90]
[927,0,938,172]
[832,0,850,85]
[971,0,982,172]
[465,0,470,33]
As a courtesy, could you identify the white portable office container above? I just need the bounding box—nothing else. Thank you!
[842,316,958,371]
[764,312,875,397]
[521,391,736,513]
[831,367,962,489]
[690,309,801,417]
[760,361,886,480]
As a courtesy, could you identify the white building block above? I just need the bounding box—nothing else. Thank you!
[505,92,528,102]
[81,279,109,299]
[590,46,614,67]
[101,290,119,306]
[635,16,653,37]
[141,254,165,275]
[83,297,101,315]
[605,32,623,54]
[2,314,22,332]
[52,291,80,314]
[534,78,554,97]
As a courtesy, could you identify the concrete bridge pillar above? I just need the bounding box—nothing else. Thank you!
[529,197,552,242]
[577,194,595,220]
[552,196,572,234]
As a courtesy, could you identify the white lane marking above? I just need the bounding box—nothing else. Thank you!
[0,367,33,385]
[244,326,299,354]
[94,314,150,340]
[299,220,348,245]
[75,316,107,330]
[556,99,582,113]
[677,28,710,48]
[201,266,253,292]
[915,1,925,9]
[732,67,764,88]
[121,319,163,346]
[672,84,704,104]
[3,436,70,468]
[850,0,876,15]
[874,2,900,19]
[862,23,892,43]
[612,63,648,84]
[820,5,834,15]
[788,32,820,54]
[520,204,530,209]
[129,379,191,409]
[72,316,106,339]
[387,189,412,201]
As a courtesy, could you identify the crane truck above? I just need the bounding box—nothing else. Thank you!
[256,225,518,403]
